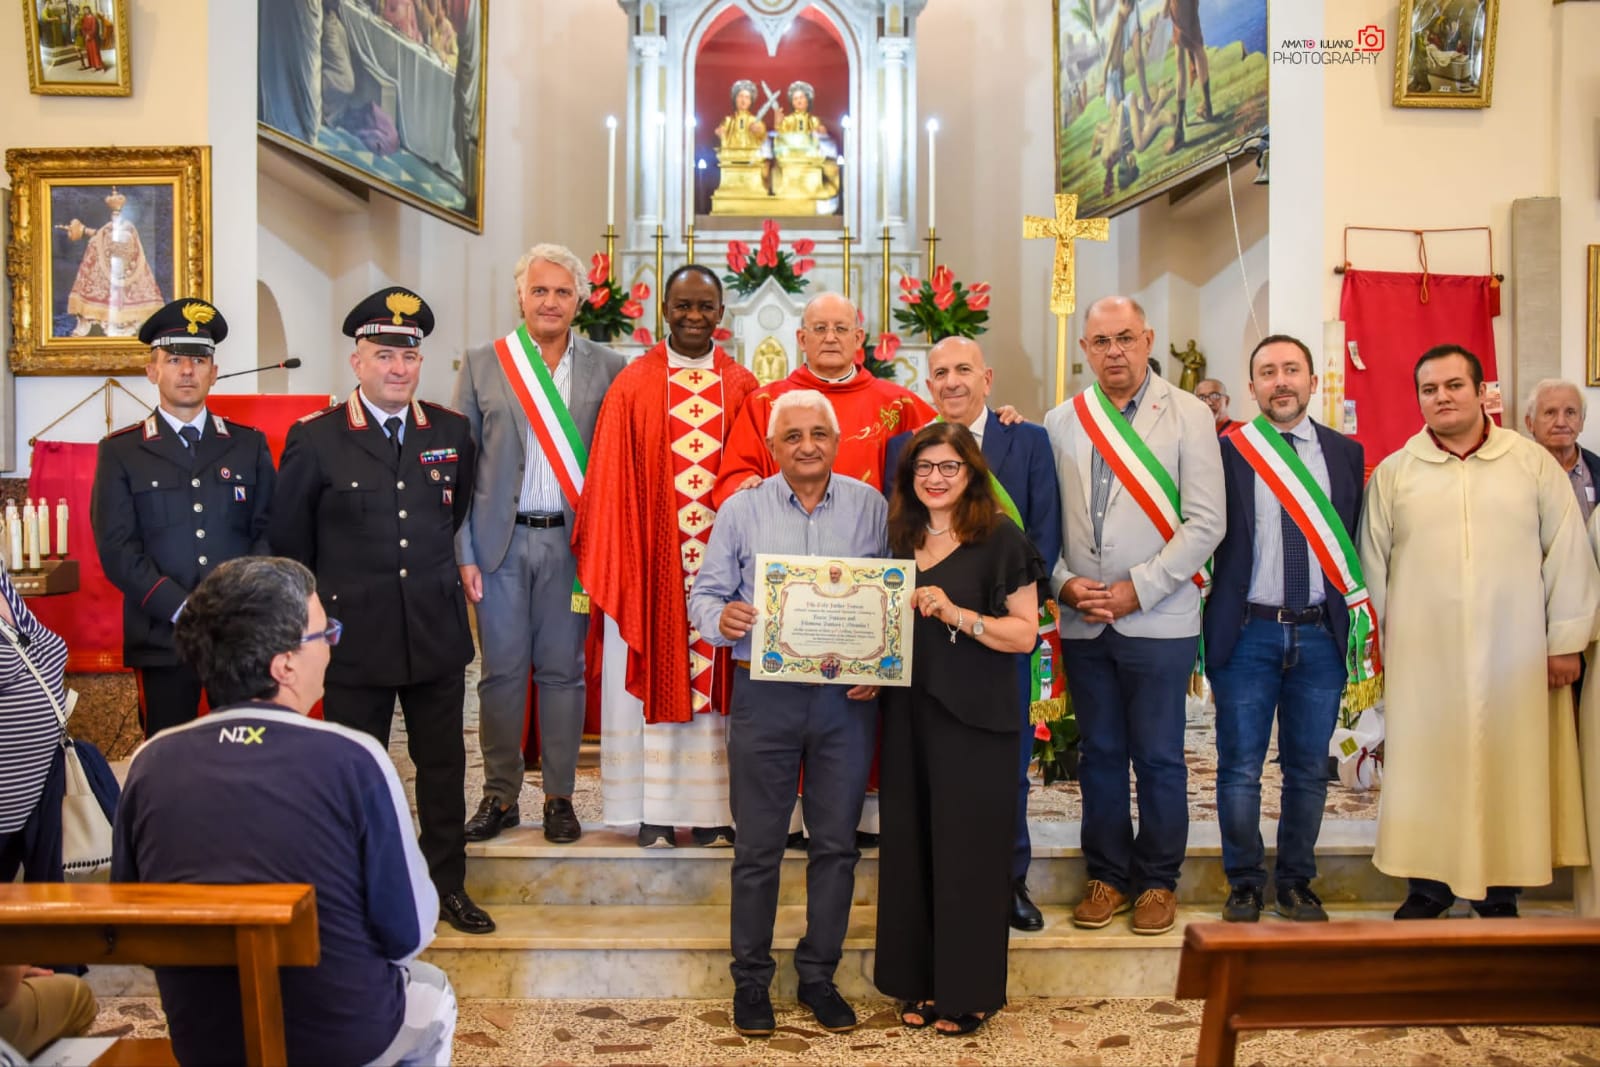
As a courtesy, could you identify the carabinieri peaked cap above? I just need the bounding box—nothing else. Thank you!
[138,298,228,356]
[342,287,435,348]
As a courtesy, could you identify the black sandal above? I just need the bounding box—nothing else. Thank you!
[900,1001,937,1029]
[935,1011,990,1037]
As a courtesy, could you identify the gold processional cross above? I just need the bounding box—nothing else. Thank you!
[1023,194,1109,405]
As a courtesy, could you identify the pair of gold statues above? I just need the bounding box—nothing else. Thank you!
[711,79,839,216]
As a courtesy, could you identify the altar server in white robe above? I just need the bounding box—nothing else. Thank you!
[1360,344,1598,919]
[1576,507,1600,917]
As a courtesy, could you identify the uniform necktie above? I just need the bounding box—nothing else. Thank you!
[384,416,404,461]
[1281,435,1309,611]
[179,425,201,448]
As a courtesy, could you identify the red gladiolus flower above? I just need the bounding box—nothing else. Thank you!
[1034,722,1052,742]
[969,282,992,296]
[966,293,991,311]
[931,265,954,292]
[876,333,901,361]
[793,258,816,275]
[934,288,957,311]
[792,238,815,255]
[631,282,651,301]
[712,326,733,341]
[587,253,609,286]
[633,327,654,345]
[620,299,644,319]
[589,288,611,308]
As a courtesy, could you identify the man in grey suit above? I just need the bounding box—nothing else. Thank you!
[1044,295,1224,936]
[455,243,627,843]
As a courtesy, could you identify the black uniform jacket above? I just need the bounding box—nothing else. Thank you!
[269,391,478,688]
[92,411,275,667]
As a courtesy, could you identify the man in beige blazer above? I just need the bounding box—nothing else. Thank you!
[1043,295,1224,936]
[454,244,627,844]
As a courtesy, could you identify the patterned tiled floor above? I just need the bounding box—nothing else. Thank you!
[88,995,1600,1065]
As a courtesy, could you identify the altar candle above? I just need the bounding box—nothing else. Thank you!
[925,118,939,231]
[840,115,853,215]
[34,498,48,558]
[57,499,68,559]
[4,501,18,572]
[655,112,668,221]
[23,502,38,572]
[685,116,697,220]
[605,115,618,228]
[879,127,888,222]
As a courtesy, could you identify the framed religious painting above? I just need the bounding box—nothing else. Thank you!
[1053,0,1268,218]
[5,145,211,376]
[21,0,132,96]
[257,0,489,233]
[1587,245,1600,388]
[1393,0,1499,109]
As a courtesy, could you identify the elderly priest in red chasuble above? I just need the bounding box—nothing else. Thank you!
[574,266,759,850]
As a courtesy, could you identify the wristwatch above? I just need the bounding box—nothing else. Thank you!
[971,615,986,636]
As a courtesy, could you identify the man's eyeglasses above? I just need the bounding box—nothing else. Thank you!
[804,323,856,338]
[913,460,966,478]
[301,619,343,648]
[1086,332,1144,354]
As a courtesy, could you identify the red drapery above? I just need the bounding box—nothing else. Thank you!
[1339,269,1501,465]
[207,394,333,463]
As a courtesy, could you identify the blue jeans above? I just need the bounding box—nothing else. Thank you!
[1209,616,1345,889]
[1061,629,1196,894]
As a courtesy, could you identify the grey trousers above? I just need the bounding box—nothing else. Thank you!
[727,674,876,991]
[475,524,588,802]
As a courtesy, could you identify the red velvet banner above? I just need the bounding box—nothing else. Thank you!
[26,441,123,672]
[207,393,333,462]
[1339,270,1501,465]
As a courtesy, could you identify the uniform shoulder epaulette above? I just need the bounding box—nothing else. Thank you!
[420,399,464,418]
[106,421,143,439]
[297,405,341,425]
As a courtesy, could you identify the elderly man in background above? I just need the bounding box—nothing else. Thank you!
[1524,378,1600,522]
[455,244,626,846]
[1195,378,1244,436]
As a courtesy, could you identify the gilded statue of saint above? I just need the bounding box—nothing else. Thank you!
[775,81,826,141]
[1171,339,1206,394]
[714,79,766,152]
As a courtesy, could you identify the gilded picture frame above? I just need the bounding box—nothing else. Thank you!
[257,0,489,233]
[20,0,132,97]
[1587,245,1600,388]
[5,145,211,376]
[1393,0,1499,109]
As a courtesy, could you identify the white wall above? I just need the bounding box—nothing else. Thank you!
[1555,2,1600,447]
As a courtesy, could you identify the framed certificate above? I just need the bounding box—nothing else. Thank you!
[752,554,916,687]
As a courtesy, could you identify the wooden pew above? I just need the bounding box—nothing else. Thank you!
[0,883,319,1067]
[1176,918,1600,1067]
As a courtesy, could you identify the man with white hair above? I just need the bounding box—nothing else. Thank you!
[690,390,886,1038]
[1524,378,1600,521]
[454,243,626,844]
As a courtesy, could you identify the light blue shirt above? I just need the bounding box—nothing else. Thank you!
[359,391,407,444]
[1246,416,1328,607]
[688,473,888,661]
[158,406,209,444]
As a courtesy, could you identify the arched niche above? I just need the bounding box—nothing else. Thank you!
[256,281,289,395]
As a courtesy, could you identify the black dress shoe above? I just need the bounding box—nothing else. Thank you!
[638,823,677,848]
[1222,884,1263,923]
[463,796,518,842]
[1275,882,1328,922]
[855,831,879,849]
[441,889,495,934]
[732,985,775,1037]
[1010,881,1044,931]
[798,981,858,1032]
[1394,892,1452,920]
[542,797,582,844]
[691,825,735,847]
[1472,900,1520,918]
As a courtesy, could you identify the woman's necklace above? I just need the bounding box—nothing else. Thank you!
[926,523,950,536]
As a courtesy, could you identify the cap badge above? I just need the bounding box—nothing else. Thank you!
[385,291,422,326]
[181,302,215,336]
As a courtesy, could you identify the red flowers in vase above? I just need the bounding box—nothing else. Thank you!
[573,253,650,343]
[723,220,815,297]
[892,265,991,341]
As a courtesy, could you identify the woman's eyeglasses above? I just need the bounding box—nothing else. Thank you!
[301,619,343,648]
[913,460,966,478]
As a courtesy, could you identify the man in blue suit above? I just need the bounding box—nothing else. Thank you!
[885,337,1061,931]
[1204,334,1364,923]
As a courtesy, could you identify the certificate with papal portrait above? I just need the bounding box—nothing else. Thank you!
[751,554,916,687]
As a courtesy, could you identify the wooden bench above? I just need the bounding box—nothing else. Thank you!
[0,883,319,1067]
[1176,918,1600,1066]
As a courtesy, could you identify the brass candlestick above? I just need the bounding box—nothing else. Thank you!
[603,224,617,282]
[924,226,939,274]
[654,224,667,339]
[685,224,696,265]
[880,226,893,335]
[841,224,853,302]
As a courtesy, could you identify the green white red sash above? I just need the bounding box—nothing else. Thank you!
[1073,383,1210,592]
[1229,415,1383,718]
[493,324,591,612]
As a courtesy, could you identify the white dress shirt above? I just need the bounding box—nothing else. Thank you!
[517,333,574,514]
[158,406,210,444]
[966,406,989,446]
[1246,416,1328,607]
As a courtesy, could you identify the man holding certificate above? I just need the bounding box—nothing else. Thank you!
[688,390,887,1039]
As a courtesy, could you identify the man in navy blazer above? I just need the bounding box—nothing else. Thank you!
[885,337,1060,931]
[1204,334,1363,924]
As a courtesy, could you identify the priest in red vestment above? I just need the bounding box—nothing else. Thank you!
[573,265,759,849]
[714,293,936,506]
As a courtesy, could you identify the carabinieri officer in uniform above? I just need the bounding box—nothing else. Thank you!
[269,287,491,935]
[91,298,275,737]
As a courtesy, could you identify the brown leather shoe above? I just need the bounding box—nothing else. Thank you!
[1131,888,1178,935]
[1072,879,1131,929]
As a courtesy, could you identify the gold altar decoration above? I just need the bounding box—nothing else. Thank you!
[752,336,789,385]
[712,79,839,217]
[712,79,771,216]
[1023,193,1109,404]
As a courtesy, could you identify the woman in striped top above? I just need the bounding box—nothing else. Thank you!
[0,569,70,881]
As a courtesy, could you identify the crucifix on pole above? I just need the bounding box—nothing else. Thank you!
[1023,194,1109,405]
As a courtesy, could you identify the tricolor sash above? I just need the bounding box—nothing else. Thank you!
[1229,416,1383,720]
[493,324,592,612]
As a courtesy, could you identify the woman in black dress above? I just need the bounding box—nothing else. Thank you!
[873,422,1045,1036]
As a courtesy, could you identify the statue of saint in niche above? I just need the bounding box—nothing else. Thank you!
[770,80,839,209]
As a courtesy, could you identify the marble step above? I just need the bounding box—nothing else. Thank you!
[465,819,1572,908]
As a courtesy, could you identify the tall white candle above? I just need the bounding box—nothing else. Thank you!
[879,127,888,224]
[655,112,668,222]
[605,115,618,228]
[34,498,48,558]
[840,114,853,217]
[925,118,939,231]
[4,501,19,572]
[685,116,697,220]
[23,502,38,572]
[56,499,68,559]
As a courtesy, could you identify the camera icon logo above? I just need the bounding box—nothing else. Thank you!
[1356,25,1385,52]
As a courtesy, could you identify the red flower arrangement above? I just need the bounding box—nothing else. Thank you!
[573,253,650,343]
[892,265,991,341]
[724,219,815,297]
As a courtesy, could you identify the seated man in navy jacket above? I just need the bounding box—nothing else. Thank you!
[885,337,1061,931]
[112,557,456,1066]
